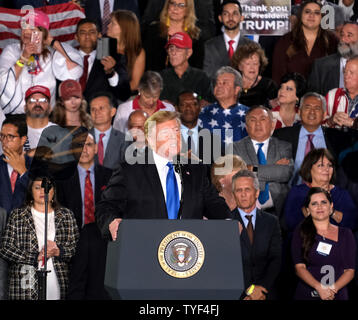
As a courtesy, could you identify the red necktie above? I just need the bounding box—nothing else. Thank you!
[228,40,235,59]
[98,133,105,165]
[10,170,18,193]
[79,54,89,92]
[304,134,315,156]
[84,170,95,224]
[102,0,111,35]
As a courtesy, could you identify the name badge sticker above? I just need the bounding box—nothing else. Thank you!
[316,241,332,256]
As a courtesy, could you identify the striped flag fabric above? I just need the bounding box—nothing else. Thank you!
[0,2,85,54]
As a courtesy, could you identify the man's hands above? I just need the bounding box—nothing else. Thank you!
[101,56,116,74]
[244,285,268,300]
[109,218,122,241]
[2,147,27,176]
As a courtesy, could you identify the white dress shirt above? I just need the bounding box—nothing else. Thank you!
[152,151,182,202]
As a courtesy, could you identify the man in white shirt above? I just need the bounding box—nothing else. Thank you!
[75,18,131,104]
[230,106,294,220]
[95,111,231,241]
[24,85,57,152]
[203,0,253,80]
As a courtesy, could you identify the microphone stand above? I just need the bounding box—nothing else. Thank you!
[36,177,52,300]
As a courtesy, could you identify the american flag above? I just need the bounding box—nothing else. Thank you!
[0,2,85,54]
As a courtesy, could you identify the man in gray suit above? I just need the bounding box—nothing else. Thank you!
[308,21,358,96]
[89,92,128,170]
[229,106,294,221]
[203,0,253,80]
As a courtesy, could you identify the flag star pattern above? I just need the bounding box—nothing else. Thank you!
[199,102,249,144]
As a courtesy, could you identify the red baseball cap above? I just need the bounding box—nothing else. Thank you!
[59,79,82,100]
[165,32,192,49]
[25,85,51,100]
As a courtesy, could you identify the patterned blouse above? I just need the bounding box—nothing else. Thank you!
[0,206,79,300]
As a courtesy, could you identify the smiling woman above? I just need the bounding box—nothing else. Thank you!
[284,148,358,234]
[291,187,356,300]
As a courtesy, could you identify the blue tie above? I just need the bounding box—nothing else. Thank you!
[166,162,180,219]
[257,143,269,204]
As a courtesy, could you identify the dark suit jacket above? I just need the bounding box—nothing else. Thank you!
[203,34,254,80]
[84,56,131,105]
[85,0,140,33]
[232,208,282,298]
[273,125,358,162]
[307,53,341,96]
[230,136,294,218]
[56,165,113,230]
[90,127,129,171]
[95,148,231,239]
[0,155,31,215]
[0,207,7,300]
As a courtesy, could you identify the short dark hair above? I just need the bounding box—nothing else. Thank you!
[76,18,100,33]
[280,72,307,99]
[88,91,116,109]
[299,148,336,184]
[220,0,242,15]
[176,90,200,106]
[2,115,27,137]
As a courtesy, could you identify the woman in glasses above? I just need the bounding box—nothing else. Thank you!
[142,0,204,72]
[272,0,338,85]
[0,10,82,116]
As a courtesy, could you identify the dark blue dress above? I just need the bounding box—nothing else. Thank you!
[284,184,358,234]
[291,226,356,300]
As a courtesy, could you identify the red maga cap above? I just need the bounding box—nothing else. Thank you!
[165,32,192,49]
[25,85,51,100]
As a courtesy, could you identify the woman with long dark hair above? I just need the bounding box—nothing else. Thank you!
[291,187,356,300]
[272,0,338,84]
[0,176,79,300]
[106,9,145,91]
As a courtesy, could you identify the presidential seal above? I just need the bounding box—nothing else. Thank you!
[158,231,205,278]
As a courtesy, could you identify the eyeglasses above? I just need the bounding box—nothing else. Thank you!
[0,133,20,141]
[168,1,187,9]
[28,97,48,104]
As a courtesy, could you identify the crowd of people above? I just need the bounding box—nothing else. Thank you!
[0,0,358,301]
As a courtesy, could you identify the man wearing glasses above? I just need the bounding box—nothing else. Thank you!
[0,115,30,215]
[23,85,57,152]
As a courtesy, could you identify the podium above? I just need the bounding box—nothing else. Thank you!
[104,219,244,300]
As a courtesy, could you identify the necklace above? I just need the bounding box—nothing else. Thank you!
[243,74,259,93]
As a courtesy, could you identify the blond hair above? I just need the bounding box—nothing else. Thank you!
[159,0,200,40]
[144,110,180,138]
[211,154,247,192]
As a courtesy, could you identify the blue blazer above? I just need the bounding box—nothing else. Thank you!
[0,155,31,215]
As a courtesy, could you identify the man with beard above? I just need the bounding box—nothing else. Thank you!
[308,21,358,96]
[203,0,254,80]
[23,85,57,151]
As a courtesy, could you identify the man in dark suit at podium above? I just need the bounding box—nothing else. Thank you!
[95,111,231,241]
[231,169,282,300]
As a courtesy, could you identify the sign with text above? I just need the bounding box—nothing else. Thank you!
[240,0,291,36]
